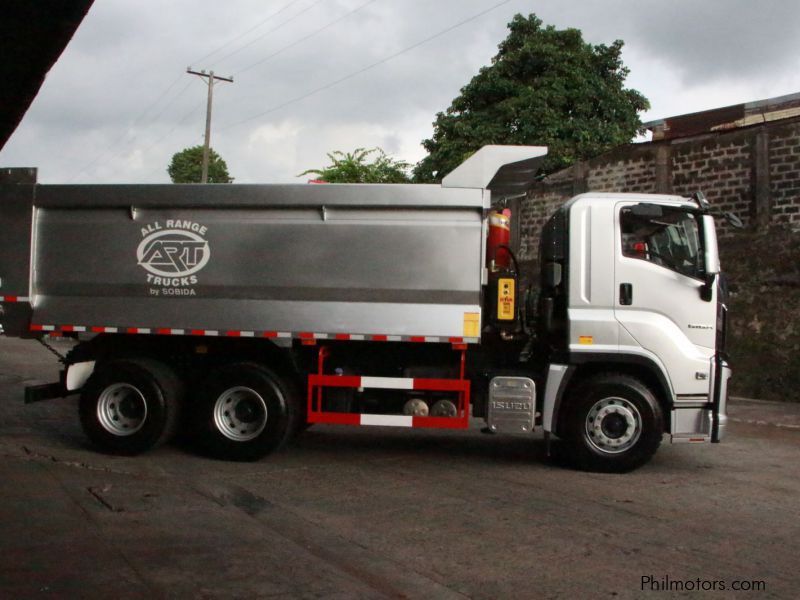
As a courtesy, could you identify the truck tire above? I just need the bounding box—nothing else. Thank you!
[79,358,184,455]
[195,362,298,461]
[562,373,663,473]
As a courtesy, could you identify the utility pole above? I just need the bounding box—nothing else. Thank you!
[187,68,233,183]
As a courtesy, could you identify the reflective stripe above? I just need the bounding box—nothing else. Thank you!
[360,414,413,427]
[361,377,415,390]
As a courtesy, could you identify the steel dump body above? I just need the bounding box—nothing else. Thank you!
[2,182,488,340]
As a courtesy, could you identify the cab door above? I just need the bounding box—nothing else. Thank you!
[613,202,716,396]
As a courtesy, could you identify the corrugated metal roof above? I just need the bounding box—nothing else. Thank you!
[644,91,800,141]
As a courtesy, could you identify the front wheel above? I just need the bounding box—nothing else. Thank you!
[195,363,299,461]
[562,373,664,472]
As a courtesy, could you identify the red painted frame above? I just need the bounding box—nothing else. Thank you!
[306,345,470,429]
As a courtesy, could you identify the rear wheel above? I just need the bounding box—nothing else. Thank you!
[562,373,663,472]
[195,362,298,461]
[79,358,183,455]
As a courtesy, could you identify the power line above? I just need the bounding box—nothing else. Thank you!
[140,78,196,129]
[134,1,375,181]
[72,95,206,182]
[191,0,308,67]
[132,101,208,181]
[68,74,191,181]
[220,0,512,131]
[143,102,206,157]
[234,0,381,77]
[72,1,311,181]
[129,74,186,129]
[209,0,327,70]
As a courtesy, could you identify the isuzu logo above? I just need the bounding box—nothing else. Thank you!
[137,220,210,296]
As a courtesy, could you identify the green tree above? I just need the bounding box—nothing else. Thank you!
[414,14,649,182]
[167,145,233,183]
[299,147,410,183]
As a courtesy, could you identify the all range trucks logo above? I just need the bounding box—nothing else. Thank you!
[136,220,210,296]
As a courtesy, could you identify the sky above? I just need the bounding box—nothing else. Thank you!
[1,0,798,183]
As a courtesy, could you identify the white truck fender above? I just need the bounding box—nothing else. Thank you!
[66,361,96,391]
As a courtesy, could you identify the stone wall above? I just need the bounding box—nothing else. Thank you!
[587,155,657,194]
[514,116,800,260]
[671,135,753,231]
[769,122,800,227]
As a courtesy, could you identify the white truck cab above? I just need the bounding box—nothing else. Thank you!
[537,192,731,469]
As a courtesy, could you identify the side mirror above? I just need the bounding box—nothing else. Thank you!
[700,274,715,302]
[724,211,744,229]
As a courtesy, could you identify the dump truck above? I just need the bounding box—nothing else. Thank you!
[0,146,731,472]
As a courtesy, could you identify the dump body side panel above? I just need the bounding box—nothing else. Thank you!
[28,183,486,340]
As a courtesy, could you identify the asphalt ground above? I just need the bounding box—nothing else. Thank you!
[1,336,799,599]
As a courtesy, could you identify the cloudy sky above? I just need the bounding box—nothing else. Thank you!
[1,0,798,183]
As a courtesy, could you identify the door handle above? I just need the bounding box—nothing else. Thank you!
[619,283,633,305]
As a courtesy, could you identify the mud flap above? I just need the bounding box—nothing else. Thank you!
[25,382,67,404]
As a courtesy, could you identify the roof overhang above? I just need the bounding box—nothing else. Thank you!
[0,2,94,151]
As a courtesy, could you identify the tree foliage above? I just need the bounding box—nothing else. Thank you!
[167,145,233,183]
[299,147,410,183]
[414,14,650,182]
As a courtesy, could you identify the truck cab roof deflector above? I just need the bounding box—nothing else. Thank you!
[441,145,548,197]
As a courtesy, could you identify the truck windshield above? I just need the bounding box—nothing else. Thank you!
[620,205,704,280]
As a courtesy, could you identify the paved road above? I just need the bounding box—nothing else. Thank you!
[1,337,798,599]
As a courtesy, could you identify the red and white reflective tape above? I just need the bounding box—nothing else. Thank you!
[29,324,478,344]
[0,296,30,303]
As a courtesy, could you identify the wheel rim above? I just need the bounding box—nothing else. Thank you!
[213,386,268,442]
[585,396,642,454]
[97,383,148,436]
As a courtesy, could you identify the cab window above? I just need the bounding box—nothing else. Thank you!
[620,205,704,280]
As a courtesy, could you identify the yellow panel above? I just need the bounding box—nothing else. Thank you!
[579,335,594,345]
[497,278,515,321]
[463,312,480,337]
